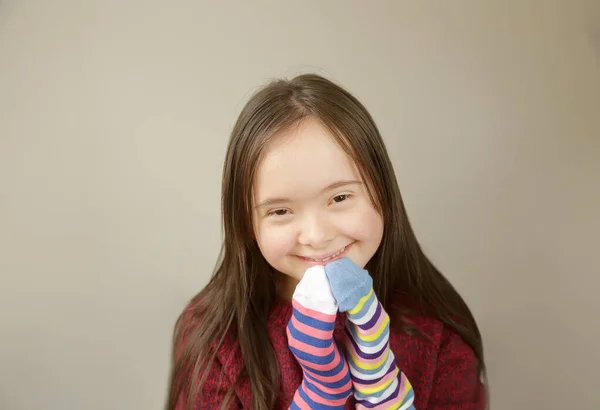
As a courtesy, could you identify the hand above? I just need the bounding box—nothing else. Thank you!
[286,266,354,409]
[324,257,373,312]
[324,258,417,410]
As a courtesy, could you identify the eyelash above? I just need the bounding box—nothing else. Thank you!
[266,209,290,217]
[331,193,352,204]
[265,194,352,218]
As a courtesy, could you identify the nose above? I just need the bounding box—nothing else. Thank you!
[297,211,333,249]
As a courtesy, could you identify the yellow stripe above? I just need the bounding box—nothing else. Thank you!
[385,398,402,410]
[356,368,398,395]
[347,348,389,371]
[402,377,413,396]
[385,399,403,410]
[348,287,373,315]
[355,315,390,343]
[382,379,413,410]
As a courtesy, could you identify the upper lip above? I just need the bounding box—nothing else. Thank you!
[301,244,351,260]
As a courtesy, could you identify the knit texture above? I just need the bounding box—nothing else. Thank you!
[175,293,486,409]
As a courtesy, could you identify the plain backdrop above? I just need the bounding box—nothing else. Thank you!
[1,1,599,409]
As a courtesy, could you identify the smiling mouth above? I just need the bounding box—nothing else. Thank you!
[299,243,353,263]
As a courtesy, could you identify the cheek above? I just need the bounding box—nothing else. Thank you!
[341,205,384,243]
[255,223,296,261]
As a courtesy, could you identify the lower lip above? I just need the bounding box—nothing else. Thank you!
[296,242,354,266]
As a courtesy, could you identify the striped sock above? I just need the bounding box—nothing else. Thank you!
[345,288,415,410]
[286,266,353,409]
[325,258,416,410]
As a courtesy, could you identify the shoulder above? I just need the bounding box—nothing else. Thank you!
[386,292,485,407]
[174,297,239,358]
[389,306,480,372]
[172,298,248,408]
[172,300,199,361]
[388,291,477,353]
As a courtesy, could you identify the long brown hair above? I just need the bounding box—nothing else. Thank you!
[167,74,487,409]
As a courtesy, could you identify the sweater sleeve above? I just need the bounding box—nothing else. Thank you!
[173,358,243,410]
[427,326,486,409]
[286,265,354,409]
[173,308,243,410]
[325,258,416,410]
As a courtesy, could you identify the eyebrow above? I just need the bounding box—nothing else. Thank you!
[254,180,362,209]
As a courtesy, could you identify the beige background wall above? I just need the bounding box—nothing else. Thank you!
[1,1,599,409]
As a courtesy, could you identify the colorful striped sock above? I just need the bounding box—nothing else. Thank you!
[286,266,354,410]
[325,258,416,410]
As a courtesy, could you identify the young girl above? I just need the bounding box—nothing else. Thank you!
[167,74,487,409]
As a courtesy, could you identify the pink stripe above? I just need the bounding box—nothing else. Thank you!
[343,336,388,366]
[292,299,337,323]
[291,314,332,340]
[287,330,334,357]
[355,307,387,337]
[356,373,410,410]
[293,390,311,410]
[303,382,349,406]
[398,372,408,396]
[293,346,343,371]
[306,374,353,395]
[356,375,406,410]
[301,353,352,386]
[353,367,397,392]
[303,364,349,384]
[357,394,402,410]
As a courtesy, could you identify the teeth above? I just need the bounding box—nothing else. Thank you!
[308,245,346,262]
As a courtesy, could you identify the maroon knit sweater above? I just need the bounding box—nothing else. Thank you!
[177,296,486,409]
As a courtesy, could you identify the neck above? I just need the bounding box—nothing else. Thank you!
[275,272,299,301]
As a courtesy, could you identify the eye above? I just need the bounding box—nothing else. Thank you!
[267,209,290,217]
[331,194,351,204]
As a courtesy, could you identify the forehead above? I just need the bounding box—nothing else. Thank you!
[254,119,361,200]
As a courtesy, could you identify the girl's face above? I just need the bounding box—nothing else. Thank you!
[252,118,384,283]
